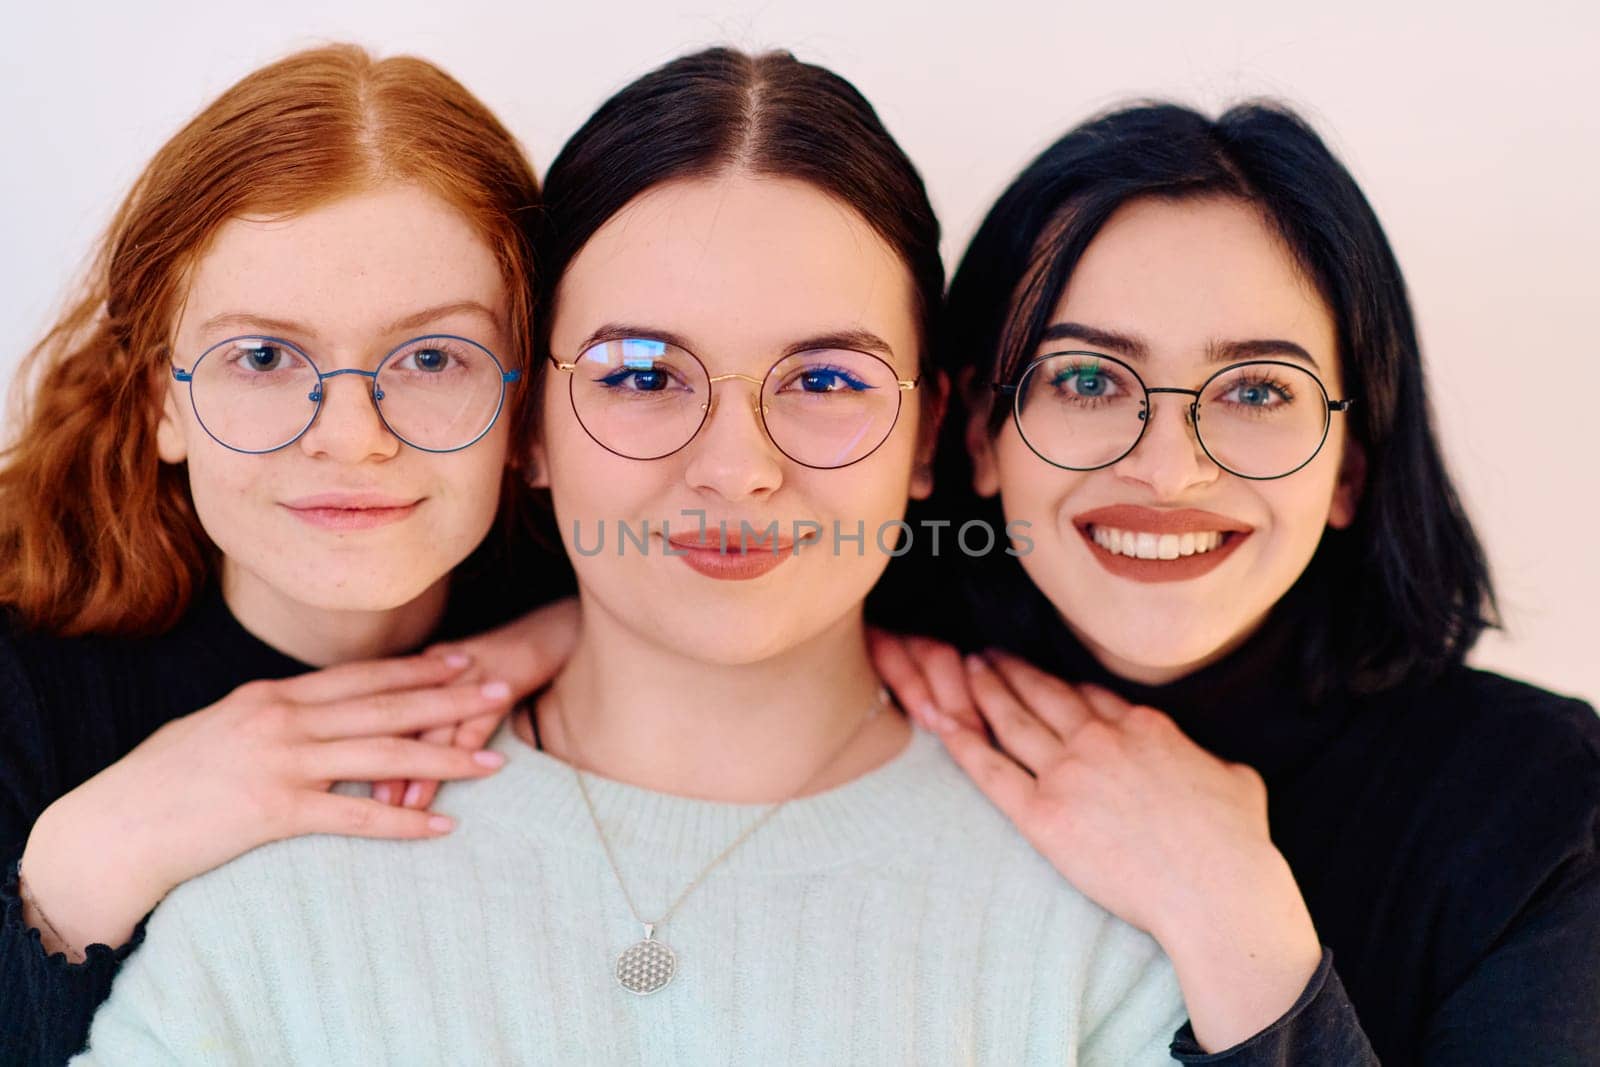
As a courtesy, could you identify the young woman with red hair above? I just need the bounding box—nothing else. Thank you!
[0,44,572,1065]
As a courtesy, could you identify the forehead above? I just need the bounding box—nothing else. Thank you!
[179,183,506,344]
[554,172,917,365]
[1051,196,1337,375]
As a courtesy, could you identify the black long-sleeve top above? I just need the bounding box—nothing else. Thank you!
[0,552,565,1066]
[918,567,1600,1065]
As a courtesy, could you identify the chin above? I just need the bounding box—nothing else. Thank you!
[287,575,442,615]
[1071,606,1263,684]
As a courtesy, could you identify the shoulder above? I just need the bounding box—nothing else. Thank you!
[1374,666,1598,795]
[1358,666,1599,896]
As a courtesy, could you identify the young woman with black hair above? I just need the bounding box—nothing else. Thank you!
[71,50,1189,1064]
[872,102,1600,1063]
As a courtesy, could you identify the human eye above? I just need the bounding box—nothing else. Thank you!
[1046,357,1126,404]
[1215,371,1296,412]
[221,338,307,377]
[392,343,463,374]
[780,364,873,395]
[596,364,672,391]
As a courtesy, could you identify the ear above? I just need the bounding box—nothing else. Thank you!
[959,366,1000,498]
[1327,434,1366,530]
[908,369,949,501]
[155,380,189,464]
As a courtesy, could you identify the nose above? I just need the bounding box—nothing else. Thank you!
[297,370,402,463]
[681,375,784,500]
[1111,391,1220,497]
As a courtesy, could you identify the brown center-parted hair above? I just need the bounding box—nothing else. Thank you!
[0,44,543,637]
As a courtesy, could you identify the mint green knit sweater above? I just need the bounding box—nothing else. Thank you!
[74,719,1185,1065]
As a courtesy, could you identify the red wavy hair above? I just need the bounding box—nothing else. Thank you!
[0,44,541,636]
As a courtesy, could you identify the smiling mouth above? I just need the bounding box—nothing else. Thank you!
[1070,505,1253,583]
[1087,525,1236,560]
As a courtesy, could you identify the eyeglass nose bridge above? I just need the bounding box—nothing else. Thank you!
[1139,386,1202,427]
[702,370,771,419]
[308,366,385,404]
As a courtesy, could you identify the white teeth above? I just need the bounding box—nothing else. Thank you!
[1090,525,1231,559]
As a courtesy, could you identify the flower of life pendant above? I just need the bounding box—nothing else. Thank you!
[615,923,677,995]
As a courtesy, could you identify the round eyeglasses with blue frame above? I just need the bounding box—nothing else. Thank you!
[171,333,521,455]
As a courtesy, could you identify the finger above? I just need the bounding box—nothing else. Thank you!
[427,596,580,696]
[407,707,513,809]
[298,681,514,741]
[372,779,407,806]
[964,655,1063,774]
[399,724,457,809]
[866,629,941,729]
[289,792,457,840]
[983,650,1096,741]
[1077,683,1136,723]
[905,637,983,730]
[452,708,510,753]
[299,736,507,784]
[276,654,470,704]
[932,720,1037,828]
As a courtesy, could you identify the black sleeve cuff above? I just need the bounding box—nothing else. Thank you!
[1,854,154,1065]
[1168,948,1378,1065]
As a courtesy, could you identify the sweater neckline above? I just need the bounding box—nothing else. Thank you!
[453,713,953,876]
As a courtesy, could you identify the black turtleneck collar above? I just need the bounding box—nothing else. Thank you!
[963,568,1359,780]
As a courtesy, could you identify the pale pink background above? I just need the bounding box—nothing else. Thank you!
[3,0,1594,703]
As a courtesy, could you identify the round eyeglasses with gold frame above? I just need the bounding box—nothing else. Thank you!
[550,336,920,470]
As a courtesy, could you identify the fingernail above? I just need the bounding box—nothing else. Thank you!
[443,652,471,669]
[964,654,986,672]
[926,708,959,734]
[480,680,512,700]
[402,782,423,807]
[374,784,392,805]
[918,702,940,727]
[473,749,506,769]
[427,814,454,833]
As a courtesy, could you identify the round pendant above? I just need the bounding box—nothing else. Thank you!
[616,936,676,995]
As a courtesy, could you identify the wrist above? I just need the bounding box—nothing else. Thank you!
[1151,844,1322,1053]
[20,798,169,956]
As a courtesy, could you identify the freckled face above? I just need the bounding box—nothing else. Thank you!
[158,183,514,615]
[973,197,1361,683]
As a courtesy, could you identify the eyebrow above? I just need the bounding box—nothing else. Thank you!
[199,300,504,341]
[1040,321,1321,370]
[578,323,900,363]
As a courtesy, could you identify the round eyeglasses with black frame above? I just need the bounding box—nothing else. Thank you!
[993,350,1356,480]
[550,337,920,470]
[171,334,522,455]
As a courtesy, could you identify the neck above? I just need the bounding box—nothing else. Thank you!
[1065,607,1271,688]
[527,595,909,803]
[220,561,450,667]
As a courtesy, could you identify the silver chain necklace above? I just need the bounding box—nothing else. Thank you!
[546,685,888,995]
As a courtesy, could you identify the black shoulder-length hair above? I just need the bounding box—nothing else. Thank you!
[931,101,1496,698]
[533,46,943,387]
